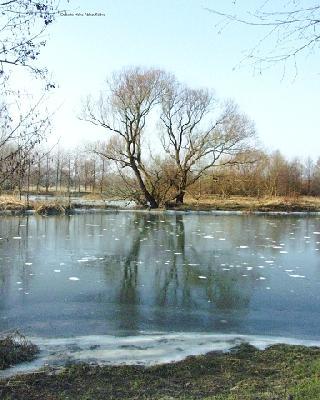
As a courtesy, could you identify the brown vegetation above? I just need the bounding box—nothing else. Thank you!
[182,195,320,212]
[0,196,27,212]
[34,201,68,215]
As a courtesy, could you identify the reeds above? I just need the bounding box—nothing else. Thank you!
[34,201,67,215]
[0,196,27,211]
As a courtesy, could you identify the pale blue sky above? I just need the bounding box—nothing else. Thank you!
[37,0,319,159]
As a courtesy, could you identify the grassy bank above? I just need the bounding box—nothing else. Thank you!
[1,343,319,399]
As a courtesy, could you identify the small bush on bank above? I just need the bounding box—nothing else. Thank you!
[34,202,67,215]
[0,196,27,212]
[0,331,39,370]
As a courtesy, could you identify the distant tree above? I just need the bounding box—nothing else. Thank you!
[312,157,320,195]
[207,1,320,73]
[264,151,288,196]
[303,156,315,195]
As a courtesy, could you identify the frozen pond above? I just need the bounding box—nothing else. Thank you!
[0,212,319,374]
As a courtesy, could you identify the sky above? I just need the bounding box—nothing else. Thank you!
[33,0,320,160]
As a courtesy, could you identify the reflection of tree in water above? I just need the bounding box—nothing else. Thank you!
[0,268,6,297]
[119,244,139,305]
[0,216,34,325]
[153,215,253,312]
[155,214,187,307]
[204,272,251,310]
[101,213,147,332]
[100,213,260,331]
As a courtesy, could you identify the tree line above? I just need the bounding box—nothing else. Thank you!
[1,143,319,202]
[0,66,319,205]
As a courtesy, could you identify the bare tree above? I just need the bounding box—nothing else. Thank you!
[206,1,320,73]
[160,81,256,205]
[304,156,314,195]
[0,95,51,187]
[0,1,59,189]
[312,157,320,194]
[81,67,168,208]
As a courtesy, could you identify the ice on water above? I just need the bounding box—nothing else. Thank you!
[2,333,320,379]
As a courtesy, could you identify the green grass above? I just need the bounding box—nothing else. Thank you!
[1,343,319,399]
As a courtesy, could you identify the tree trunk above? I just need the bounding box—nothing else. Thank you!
[92,160,96,193]
[26,160,31,207]
[175,175,187,205]
[45,156,49,193]
[131,160,158,208]
[100,158,105,194]
[175,191,185,205]
[55,158,60,192]
[36,158,41,193]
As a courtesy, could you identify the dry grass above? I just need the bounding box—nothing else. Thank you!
[183,195,320,212]
[0,196,71,215]
[0,196,27,211]
[34,201,68,215]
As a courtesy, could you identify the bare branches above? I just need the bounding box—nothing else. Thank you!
[82,67,171,208]
[206,1,320,73]
[0,1,59,187]
[0,1,58,83]
[81,68,257,207]
[160,80,256,204]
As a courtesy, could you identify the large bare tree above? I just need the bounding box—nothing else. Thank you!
[160,81,256,205]
[82,67,168,208]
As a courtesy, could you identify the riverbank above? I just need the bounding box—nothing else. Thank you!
[0,194,319,214]
[179,195,320,212]
[1,343,319,399]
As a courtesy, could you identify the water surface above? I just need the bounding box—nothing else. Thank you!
[0,212,319,373]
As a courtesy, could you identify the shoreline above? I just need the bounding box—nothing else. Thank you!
[0,205,320,216]
[0,194,319,215]
[0,209,319,217]
[1,342,319,399]
[1,332,320,379]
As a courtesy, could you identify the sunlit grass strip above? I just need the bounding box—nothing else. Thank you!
[183,195,320,212]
